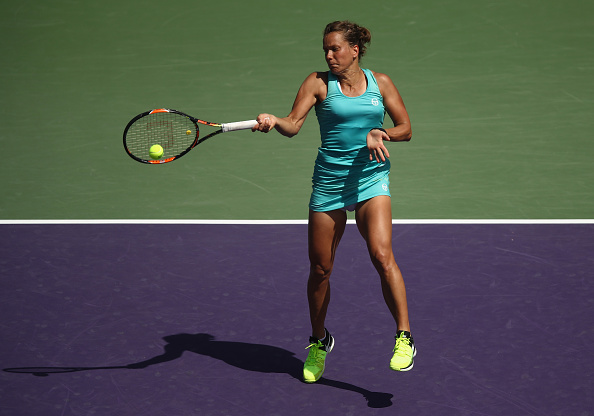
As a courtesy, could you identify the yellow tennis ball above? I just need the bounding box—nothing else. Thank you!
[186,130,192,135]
[149,144,164,159]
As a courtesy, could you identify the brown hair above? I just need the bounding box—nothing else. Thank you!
[323,21,372,59]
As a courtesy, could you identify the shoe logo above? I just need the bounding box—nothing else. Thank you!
[371,98,379,106]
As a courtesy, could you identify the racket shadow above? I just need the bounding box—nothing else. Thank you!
[3,333,393,408]
[3,365,127,376]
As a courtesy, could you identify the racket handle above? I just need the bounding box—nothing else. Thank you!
[221,120,257,132]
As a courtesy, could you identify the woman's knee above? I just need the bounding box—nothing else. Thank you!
[309,261,334,280]
[369,247,397,274]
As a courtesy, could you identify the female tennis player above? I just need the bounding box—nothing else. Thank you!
[253,20,415,383]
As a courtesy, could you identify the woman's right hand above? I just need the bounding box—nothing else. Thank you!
[252,114,277,133]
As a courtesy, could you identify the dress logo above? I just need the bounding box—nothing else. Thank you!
[371,98,379,106]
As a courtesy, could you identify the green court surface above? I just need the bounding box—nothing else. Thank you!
[1,0,592,220]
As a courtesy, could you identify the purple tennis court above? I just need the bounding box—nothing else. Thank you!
[1,223,592,415]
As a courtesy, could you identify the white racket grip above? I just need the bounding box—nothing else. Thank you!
[221,120,258,132]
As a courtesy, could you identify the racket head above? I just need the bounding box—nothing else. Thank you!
[123,109,203,164]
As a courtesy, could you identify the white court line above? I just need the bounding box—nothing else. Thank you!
[0,219,593,225]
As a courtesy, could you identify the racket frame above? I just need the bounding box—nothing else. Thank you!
[123,108,249,165]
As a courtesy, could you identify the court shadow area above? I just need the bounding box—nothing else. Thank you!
[4,333,393,408]
[128,333,393,408]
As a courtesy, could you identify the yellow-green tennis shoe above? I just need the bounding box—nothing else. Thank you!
[390,330,416,371]
[303,330,334,383]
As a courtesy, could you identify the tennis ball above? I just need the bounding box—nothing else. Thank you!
[186,130,192,135]
[149,144,164,159]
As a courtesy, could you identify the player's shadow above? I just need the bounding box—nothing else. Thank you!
[129,333,393,408]
[4,333,393,408]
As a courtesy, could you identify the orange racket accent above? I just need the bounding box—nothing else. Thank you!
[148,157,176,164]
[149,109,171,114]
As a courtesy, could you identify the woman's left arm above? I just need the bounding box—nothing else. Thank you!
[365,72,412,162]
[375,72,412,142]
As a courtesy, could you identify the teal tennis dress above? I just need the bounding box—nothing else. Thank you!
[309,69,390,212]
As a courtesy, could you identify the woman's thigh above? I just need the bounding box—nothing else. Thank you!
[308,209,347,273]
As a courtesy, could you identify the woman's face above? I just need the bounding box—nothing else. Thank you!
[323,31,359,74]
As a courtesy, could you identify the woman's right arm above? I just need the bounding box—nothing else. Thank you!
[252,72,324,138]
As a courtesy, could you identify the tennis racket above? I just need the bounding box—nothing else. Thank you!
[123,108,257,164]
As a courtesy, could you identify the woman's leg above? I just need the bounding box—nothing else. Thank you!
[307,209,347,340]
[355,196,410,331]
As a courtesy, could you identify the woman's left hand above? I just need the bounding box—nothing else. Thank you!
[367,129,390,163]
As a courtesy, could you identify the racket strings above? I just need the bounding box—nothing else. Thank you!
[125,113,197,160]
